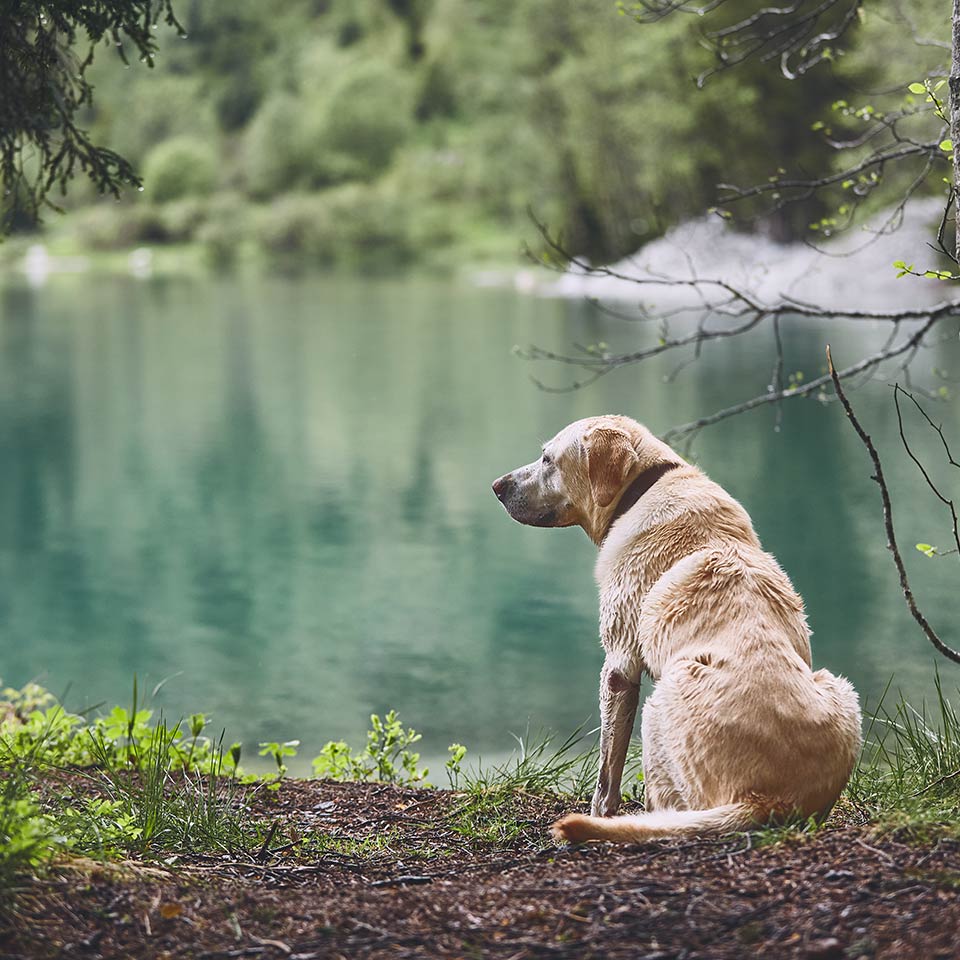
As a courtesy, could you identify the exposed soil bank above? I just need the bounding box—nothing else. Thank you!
[2,780,958,959]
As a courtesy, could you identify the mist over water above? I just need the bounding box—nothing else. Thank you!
[0,267,958,774]
[541,199,950,313]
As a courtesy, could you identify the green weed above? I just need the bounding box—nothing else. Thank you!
[259,739,300,786]
[443,725,637,848]
[307,827,404,859]
[0,764,55,891]
[3,671,960,893]
[0,679,269,877]
[311,710,428,784]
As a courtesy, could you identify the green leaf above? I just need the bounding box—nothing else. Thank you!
[908,82,926,94]
[916,543,937,557]
[940,139,954,152]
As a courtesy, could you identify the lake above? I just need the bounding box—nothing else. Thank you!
[1,272,958,774]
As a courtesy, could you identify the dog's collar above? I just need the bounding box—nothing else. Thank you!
[602,461,681,543]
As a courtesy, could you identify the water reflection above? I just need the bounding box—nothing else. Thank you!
[0,276,957,771]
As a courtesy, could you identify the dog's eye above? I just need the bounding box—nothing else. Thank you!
[541,452,552,465]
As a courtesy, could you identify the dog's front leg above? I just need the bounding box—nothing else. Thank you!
[591,661,640,818]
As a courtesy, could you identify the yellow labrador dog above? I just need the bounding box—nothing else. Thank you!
[492,415,861,843]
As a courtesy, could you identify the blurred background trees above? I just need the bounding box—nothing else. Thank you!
[1,0,948,269]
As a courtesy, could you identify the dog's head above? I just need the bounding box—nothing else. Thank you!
[492,415,680,542]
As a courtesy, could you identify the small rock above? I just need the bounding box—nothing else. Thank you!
[804,938,845,960]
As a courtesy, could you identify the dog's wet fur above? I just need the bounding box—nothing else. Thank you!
[493,415,861,843]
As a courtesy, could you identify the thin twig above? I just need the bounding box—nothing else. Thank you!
[663,314,939,442]
[893,385,960,559]
[255,821,280,862]
[827,345,960,665]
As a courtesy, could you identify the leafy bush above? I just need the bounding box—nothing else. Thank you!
[306,60,413,183]
[254,185,413,268]
[196,191,252,268]
[142,136,220,204]
[69,203,169,250]
[244,94,311,198]
[254,193,338,265]
[158,197,209,241]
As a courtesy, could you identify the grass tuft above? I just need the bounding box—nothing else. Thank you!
[847,670,960,838]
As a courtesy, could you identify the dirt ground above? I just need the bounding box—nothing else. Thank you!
[2,780,959,959]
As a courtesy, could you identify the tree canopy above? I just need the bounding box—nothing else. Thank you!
[0,1,180,229]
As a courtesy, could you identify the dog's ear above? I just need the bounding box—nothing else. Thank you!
[585,427,638,508]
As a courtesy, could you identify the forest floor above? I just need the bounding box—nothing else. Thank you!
[2,779,959,960]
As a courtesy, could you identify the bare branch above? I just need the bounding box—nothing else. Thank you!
[716,141,944,208]
[827,346,960,666]
[531,212,960,328]
[662,314,940,441]
[625,0,864,82]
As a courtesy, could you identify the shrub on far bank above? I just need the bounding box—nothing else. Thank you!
[68,203,170,251]
[196,192,252,270]
[254,185,414,269]
[142,137,220,204]
[44,172,519,270]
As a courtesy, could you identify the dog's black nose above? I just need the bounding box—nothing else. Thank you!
[492,474,512,501]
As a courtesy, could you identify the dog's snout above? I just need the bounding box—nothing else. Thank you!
[492,474,513,501]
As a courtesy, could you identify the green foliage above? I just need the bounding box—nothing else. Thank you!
[195,191,251,268]
[254,186,414,268]
[81,717,258,856]
[0,0,182,229]
[0,679,230,775]
[0,679,268,877]
[18,0,929,266]
[0,767,54,888]
[244,94,310,198]
[258,739,300,782]
[312,710,428,784]
[89,71,217,170]
[847,673,960,837]
[414,56,459,121]
[893,260,958,282]
[445,743,467,788]
[65,202,162,250]
[444,726,625,846]
[142,136,219,203]
[3,673,959,888]
[307,60,414,182]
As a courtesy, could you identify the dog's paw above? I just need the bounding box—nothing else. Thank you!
[550,814,595,845]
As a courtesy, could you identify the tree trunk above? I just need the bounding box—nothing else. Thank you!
[952,0,960,261]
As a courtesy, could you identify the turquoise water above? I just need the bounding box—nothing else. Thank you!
[1,274,958,772]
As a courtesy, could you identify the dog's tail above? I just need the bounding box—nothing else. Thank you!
[551,799,780,844]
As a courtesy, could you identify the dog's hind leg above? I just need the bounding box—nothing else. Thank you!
[591,661,640,818]
[639,687,687,812]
